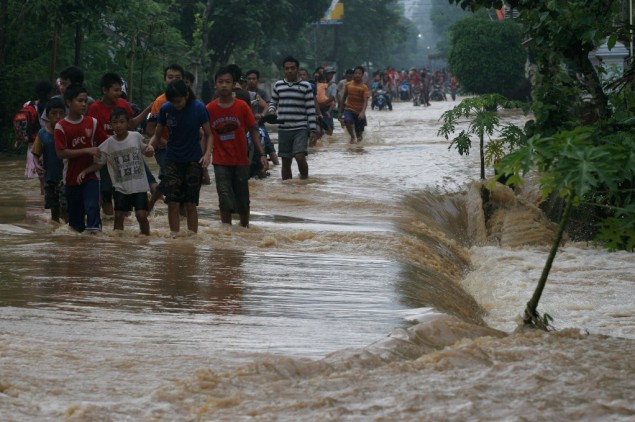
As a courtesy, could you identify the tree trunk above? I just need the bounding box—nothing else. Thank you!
[0,0,7,71]
[575,53,609,121]
[127,37,136,103]
[74,22,82,66]
[49,21,61,82]
[140,48,148,106]
[201,0,213,96]
[524,193,574,329]
[127,54,134,103]
[479,132,485,180]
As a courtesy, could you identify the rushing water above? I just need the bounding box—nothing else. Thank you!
[1,101,634,421]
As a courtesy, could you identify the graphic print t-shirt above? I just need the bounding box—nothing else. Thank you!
[54,116,98,186]
[95,131,149,195]
[206,99,256,166]
[87,99,135,145]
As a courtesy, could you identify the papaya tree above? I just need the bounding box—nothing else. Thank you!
[448,0,635,330]
[438,94,526,180]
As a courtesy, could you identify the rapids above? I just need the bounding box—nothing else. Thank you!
[0,100,633,421]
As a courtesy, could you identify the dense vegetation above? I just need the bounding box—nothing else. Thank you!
[0,0,409,151]
[446,0,635,329]
[448,15,529,99]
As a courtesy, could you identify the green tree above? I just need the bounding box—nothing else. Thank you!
[197,0,329,86]
[334,0,408,71]
[447,0,635,330]
[273,0,408,72]
[108,0,187,105]
[448,15,528,99]
[438,94,526,179]
[430,0,473,58]
[0,0,189,152]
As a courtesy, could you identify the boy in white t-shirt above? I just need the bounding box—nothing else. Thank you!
[78,107,153,235]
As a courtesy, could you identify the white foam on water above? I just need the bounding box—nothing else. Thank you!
[0,223,33,234]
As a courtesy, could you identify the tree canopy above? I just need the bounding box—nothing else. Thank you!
[446,0,635,328]
[1,0,408,150]
[448,15,528,99]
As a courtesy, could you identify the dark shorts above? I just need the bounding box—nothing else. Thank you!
[113,191,149,212]
[278,128,309,158]
[343,110,367,135]
[163,160,203,205]
[144,160,157,186]
[44,180,66,211]
[319,106,334,131]
[213,165,250,214]
[99,167,113,202]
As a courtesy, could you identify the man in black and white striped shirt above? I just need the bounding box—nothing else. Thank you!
[266,56,318,180]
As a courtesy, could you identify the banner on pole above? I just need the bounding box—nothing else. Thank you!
[320,0,344,25]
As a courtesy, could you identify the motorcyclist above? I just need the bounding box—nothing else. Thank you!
[398,71,410,101]
[371,83,393,110]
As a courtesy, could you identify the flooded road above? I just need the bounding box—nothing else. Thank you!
[1,100,633,421]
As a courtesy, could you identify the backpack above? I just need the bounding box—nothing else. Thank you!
[12,101,40,144]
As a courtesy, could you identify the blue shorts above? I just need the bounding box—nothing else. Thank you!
[319,106,334,131]
[113,191,148,212]
[343,110,367,135]
[278,128,309,158]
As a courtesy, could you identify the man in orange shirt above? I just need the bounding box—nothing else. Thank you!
[340,66,370,144]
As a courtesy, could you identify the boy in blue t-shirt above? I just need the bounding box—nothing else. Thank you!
[31,98,67,223]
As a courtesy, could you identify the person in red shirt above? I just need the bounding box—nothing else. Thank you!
[54,84,101,233]
[88,72,152,215]
[206,66,268,228]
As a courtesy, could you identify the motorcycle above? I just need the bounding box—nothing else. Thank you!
[399,82,410,101]
[430,83,445,101]
[372,89,388,110]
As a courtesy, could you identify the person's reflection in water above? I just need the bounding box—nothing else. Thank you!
[154,243,244,314]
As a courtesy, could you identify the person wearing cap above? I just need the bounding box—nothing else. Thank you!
[324,66,338,122]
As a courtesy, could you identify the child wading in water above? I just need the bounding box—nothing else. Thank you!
[206,66,268,227]
[54,84,101,233]
[78,108,152,235]
[146,79,212,236]
[31,97,67,223]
